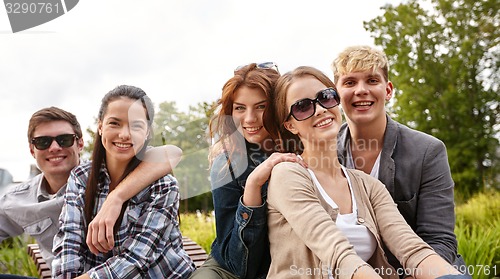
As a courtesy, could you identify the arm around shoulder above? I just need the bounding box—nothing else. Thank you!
[115,144,182,201]
[86,145,182,254]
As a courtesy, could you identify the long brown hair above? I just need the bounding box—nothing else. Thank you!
[273,66,336,154]
[84,85,154,233]
[208,63,280,166]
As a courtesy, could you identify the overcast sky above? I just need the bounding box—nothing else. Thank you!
[0,0,401,181]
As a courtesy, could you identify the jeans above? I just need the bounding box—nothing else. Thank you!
[189,256,239,279]
[189,256,267,279]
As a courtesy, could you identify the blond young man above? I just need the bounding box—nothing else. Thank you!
[332,46,468,278]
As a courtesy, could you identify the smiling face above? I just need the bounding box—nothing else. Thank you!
[30,120,83,180]
[284,76,342,148]
[231,85,271,147]
[98,97,149,168]
[335,67,393,126]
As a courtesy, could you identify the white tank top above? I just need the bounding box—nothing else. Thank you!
[306,166,377,261]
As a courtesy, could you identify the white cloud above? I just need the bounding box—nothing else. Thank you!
[0,0,401,181]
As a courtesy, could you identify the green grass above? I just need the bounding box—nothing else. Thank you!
[455,190,500,226]
[455,190,500,279]
[180,211,216,253]
[456,219,500,279]
[0,236,38,276]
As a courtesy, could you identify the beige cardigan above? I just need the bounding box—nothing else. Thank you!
[267,162,437,279]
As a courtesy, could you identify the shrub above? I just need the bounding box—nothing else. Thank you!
[0,236,38,276]
[180,211,216,253]
[456,190,500,226]
[455,191,500,279]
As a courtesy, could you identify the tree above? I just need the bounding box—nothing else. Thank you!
[152,101,216,212]
[364,0,499,197]
[82,119,97,161]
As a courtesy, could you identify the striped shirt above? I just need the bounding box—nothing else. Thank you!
[52,162,195,278]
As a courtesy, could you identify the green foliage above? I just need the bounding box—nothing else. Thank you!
[152,101,216,212]
[364,0,500,198]
[456,190,500,226]
[180,212,216,253]
[455,191,500,279]
[82,118,97,160]
[0,236,38,276]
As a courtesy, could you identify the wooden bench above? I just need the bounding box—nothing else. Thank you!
[27,237,208,279]
[181,236,209,268]
[27,243,51,279]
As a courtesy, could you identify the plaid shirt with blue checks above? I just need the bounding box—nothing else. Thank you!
[52,162,195,278]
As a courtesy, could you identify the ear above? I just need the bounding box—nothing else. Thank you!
[97,121,103,136]
[385,81,394,101]
[76,137,84,152]
[29,143,36,158]
[284,120,299,135]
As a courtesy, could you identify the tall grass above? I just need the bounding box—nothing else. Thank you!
[455,190,500,279]
[179,211,216,253]
[0,236,38,276]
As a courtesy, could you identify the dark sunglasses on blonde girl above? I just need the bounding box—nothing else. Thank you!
[287,88,340,121]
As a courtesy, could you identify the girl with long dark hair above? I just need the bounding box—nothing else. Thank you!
[53,85,195,278]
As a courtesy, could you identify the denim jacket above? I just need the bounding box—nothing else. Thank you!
[209,141,270,279]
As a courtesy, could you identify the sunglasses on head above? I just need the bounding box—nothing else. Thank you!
[287,88,340,121]
[31,134,78,150]
[234,62,279,74]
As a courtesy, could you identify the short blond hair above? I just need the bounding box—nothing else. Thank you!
[332,45,389,84]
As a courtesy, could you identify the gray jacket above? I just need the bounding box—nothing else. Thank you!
[337,114,458,272]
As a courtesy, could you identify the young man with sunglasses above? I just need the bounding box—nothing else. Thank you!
[332,45,468,278]
[0,107,178,278]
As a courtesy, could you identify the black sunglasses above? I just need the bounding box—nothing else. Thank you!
[287,88,340,121]
[31,134,78,150]
[234,62,279,74]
